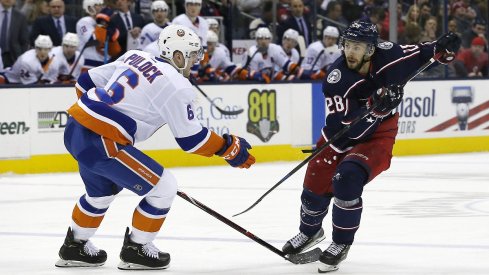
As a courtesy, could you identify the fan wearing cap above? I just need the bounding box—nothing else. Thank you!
[454,36,488,77]
[54,33,85,82]
[2,35,61,84]
[299,26,341,80]
[139,1,170,49]
[172,0,209,47]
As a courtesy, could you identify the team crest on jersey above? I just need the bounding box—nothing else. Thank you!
[377,41,393,49]
[327,69,341,84]
[177,29,185,37]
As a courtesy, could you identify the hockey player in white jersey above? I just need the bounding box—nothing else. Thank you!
[76,0,121,71]
[2,35,61,84]
[54,33,85,83]
[281,28,300,64]
[139,0,170,49]
[172,0,209,47]
[248,27,301,82]
[206,18,230,57]
[142,40,160,57]
[55,25,255,270]
[299,26,341,80]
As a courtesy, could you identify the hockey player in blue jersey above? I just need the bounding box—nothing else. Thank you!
[281,21,461,273]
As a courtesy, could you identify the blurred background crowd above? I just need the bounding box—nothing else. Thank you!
[0,0,487,85]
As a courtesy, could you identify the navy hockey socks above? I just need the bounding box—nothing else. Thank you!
[299,188,332,237]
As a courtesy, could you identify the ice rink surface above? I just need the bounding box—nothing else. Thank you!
[1,152,488,275]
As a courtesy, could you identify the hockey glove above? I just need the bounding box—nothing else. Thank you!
[435,32,461,64]
[367,84,404,118]
[215,134,255,169]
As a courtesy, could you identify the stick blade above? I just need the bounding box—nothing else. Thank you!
[286,248,322,264]
[216,107,244,116]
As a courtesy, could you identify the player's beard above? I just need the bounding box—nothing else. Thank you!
[346,55,369,72]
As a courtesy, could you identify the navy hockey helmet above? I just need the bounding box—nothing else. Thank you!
[340,21,378,46]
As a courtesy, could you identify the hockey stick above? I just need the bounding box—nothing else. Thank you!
[177,190,321,264]
[296,35,307,64]
[233,53,442,217]
[190,78,244,116]
[66,39,99,78]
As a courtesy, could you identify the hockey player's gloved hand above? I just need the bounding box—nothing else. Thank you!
[367,84,404,118]
[435,32,461,64]
[215,134,255,169]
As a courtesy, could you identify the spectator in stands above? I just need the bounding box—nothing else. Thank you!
[299,26,340,80]
[419,2,432,28]
[173,0,209,47]
[23,0,49,31]
[54,32,84,83]
[281,28,300,64]
[380,2,404,40]
[399,22,422,45]
[29,0,77,47]
[403,4,420,26]
[76,0,121,71]
[451,1,477,36]
[448,18,461,37]
[277,0,312,46]
[319,0,348,38]
[454,36,488,77]
[341,0,364,23]
[2,35,61,84]
[419,16,438,43]
[0,0,30,68]
[139,0,169,49]
[461,18,486,49]
[111,0,144,55]
[248,0,274,39]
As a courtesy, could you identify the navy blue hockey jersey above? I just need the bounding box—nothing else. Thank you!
[322,41,437,152]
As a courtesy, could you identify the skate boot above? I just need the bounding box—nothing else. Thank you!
[118,227,170,270]
[282,228,325,254]
[55,227,107,267]
[318,242,351,273]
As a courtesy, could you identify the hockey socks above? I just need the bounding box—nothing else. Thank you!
[299,188,332,237]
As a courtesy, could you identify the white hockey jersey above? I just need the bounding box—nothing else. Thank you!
[69,50,224,157]
[51,46,84,79]
[248,43,290,72]
[208,45,234,71]
[4,49,61,84]
[284,47,300,64]
[301,41,341,72]
[139,22,169,49]
[76,16,104,68]
[172,14,208,47]
[143,41,160,57]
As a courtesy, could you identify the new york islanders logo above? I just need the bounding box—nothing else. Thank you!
[177,29,185,37]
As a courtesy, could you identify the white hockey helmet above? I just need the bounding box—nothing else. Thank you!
[206,18,219,29]
[255,27,272,40]
[83,0,104,16]
[35,35,53,49]
[62,32,80,47]
[283,28,299,42]
[158,24,203,71]
[323,26,340,38]
[185,0,202,4]
[207,30,219,43]
[151,0,169,11]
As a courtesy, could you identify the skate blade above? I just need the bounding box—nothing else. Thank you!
[318,263,339,273]
[287,247,322,264]
[118,261,169,270]
[55,259,105,268]
[300,234,326,253]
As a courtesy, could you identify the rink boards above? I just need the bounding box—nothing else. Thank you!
[1,80,489,173]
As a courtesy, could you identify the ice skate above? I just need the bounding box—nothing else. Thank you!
[118,227,170,270]
[55,227,107,267]
[282,228,325,255]
[318,242,350,273]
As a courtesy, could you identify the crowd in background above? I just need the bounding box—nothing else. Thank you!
[0,0,487,85]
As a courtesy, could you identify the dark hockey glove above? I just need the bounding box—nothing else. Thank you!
[215,134,255,169]
[367,84,404,118]
[435,32,461,64]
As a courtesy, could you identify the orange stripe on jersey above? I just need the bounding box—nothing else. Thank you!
[132,208,165,232]
[72,205,104,228]
[102,137,118,157]
[76,87,83,99]
[68,103,132,145]
[115,150,160,186]
[193,131,225,157]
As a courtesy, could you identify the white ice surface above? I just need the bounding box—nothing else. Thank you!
[0,153,488,274]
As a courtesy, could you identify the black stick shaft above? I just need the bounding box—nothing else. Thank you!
[190,79,244,116]
[176,190,292,262]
